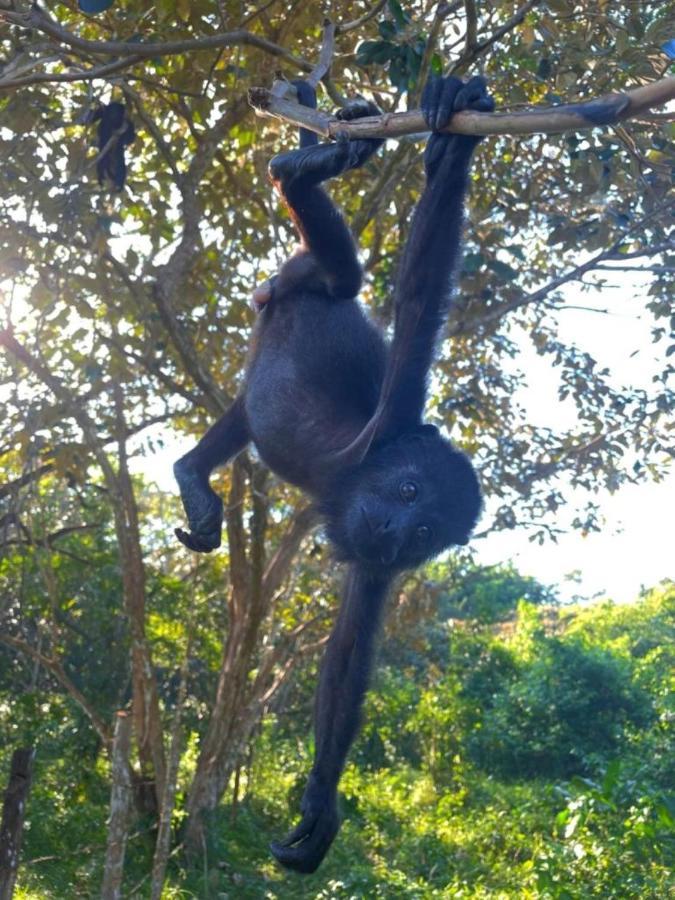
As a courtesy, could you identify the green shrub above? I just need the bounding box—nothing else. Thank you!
[468,638,654,778]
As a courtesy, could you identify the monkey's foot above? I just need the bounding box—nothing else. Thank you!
[335,97,380,121]
[173,460,223,553]
[269,97,382,186]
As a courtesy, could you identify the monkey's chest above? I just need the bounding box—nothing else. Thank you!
[244,295,387,492]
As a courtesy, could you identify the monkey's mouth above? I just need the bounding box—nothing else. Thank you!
[356,544,399,567]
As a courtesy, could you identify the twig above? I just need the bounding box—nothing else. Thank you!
[451,0,543,75]
[463,0,478,55]
[306,19,335,88]
[335,0,388,34]
[0,54,145,90]
[248,75,675,139]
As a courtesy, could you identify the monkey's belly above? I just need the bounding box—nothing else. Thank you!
[244,295,386,492]
[244,360,367,492]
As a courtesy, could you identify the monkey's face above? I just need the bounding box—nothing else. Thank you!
[322,429,482,573]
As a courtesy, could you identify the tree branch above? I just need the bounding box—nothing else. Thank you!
[0,53,145,91]
[451,0,543,74]
[463,0,478,55]
[0,5,312,67]
[261,505,319,601]
[0,632,111,747]
[249,75,675,139]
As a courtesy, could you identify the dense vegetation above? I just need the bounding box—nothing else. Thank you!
[3,572,673,898]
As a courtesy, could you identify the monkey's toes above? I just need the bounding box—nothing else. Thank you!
[174,527,220,553]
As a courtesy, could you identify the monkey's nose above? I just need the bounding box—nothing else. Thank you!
[360,507,391,537]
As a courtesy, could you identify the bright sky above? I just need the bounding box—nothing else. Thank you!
[473,272,674,603]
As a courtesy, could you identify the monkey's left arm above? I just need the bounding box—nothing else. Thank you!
[377,76,494,439]
[270,566,390,873]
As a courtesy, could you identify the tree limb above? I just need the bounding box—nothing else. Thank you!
[0,632,111,747]
[0,5,312,68]
[249,75,675,139]
[451,0,543,75]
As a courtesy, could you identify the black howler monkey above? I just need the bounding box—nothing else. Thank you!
[92,101,135,191]
[174,74,494,873]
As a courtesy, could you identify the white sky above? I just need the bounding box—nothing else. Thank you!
[474,272,674,603]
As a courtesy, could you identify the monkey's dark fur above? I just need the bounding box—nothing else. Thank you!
[92,102,135,191]
[174,74,493,873]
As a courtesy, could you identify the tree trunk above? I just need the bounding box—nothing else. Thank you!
[150,647,189,900]
[183,461,268,849]
[0,748,35,900]
[113,443,166,814]
[101,712,133,900]
[183,469,317,849]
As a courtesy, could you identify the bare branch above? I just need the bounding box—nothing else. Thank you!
[463,0,478,55]
[0,54,145,91]
[249,75,675,139]
[306,19,336,88]
[451,230,674,335]
[0,5,312,68]
[261,505,319,600]
[335,0,388,34]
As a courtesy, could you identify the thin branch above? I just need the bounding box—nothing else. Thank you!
[306,19,335,89]
[451,230,674,334]
[1,6,312,68]
[335,0,388,34]
[463,0,479,55]
[451,0,543,74]
[594,264,675,274]
[0,54,145,91]
[261,505,318,600]
[0,329,118,487]
[0,632,111,747]
[249,75,675,139]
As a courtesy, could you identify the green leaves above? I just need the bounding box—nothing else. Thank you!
[355,1,426,91]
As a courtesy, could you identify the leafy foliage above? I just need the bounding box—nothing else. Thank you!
[5,578,672,897]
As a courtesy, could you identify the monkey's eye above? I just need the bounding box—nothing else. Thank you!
[399,482,417,503]
[416,525,431,542]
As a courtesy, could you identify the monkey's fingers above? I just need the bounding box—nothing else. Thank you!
[336,98,380,121]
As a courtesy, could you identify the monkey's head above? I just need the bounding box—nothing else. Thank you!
[321,425,482,573]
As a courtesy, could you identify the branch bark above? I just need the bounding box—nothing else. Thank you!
[0,6,311,66]
[249,75,675,139]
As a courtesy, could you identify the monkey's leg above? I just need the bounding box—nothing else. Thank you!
[174,397,249,553]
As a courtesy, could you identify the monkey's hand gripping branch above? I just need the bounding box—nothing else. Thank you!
[249,75,675,141]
